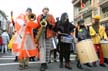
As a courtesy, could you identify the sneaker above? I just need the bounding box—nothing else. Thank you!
[14,59,18,62]
[84,63,92,67]
[19,65,25,70]
[40,64,45,71]
[65,63,72,70]
[54,59,57,62]
[14,56,18,62]
[104,60,108,64]
[100,64,106,67]
[32,59,35,61]
[77,63,83,69]
[48,60,51,63]
[24,65,29,69]
[31,57,36,61]
[44,63,48,69]
[76,60,83,69]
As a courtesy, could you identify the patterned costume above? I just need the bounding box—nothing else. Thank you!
[12,13,39,69]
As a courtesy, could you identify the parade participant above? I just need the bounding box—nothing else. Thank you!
[37,7,56,71]
[56,12,75,70]
[8,11,15,39]
[89,15,108,67]
[9,11,18,61]
[49,17,60,63]
[12,8,39,70]
[55,17,59,25]
[75,19,92,69]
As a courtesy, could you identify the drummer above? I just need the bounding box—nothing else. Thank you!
[75,19,92,69]
[56,12,75,70]
[89,15,108,67]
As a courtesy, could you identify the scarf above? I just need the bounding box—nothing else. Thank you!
[92,23,99,33]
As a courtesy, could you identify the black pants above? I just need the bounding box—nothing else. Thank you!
[59,43,71,63]
[50,49,57,59]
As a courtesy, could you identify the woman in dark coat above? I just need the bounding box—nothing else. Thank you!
[56,12,75,70]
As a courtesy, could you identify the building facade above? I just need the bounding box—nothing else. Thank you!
[72,0,108,26]
[0,10,9,33]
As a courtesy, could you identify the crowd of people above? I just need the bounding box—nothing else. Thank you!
[0,7,108,71]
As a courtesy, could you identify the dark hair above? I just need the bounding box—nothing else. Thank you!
[77,19,84,25]
[95,19,99,24]
[60,12,69,23]
[26,8,32,12]
[56,17,59,21]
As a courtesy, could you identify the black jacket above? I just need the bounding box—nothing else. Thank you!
[75,26,90,41]
[57,21,75,34]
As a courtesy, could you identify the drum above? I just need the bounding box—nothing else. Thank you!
[76,39,98,64]
[60,34,74,44]
[100,40,108,58]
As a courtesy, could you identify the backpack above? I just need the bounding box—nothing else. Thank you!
[77,28,89,41]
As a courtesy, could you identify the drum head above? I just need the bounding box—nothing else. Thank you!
[76,39,98,64]
[100,40,108,44]
[60,34,74,44]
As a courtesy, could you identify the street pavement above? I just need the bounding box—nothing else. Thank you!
[0,52,108,71]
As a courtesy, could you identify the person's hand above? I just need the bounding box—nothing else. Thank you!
[47,23,53,29]
[35,43,39,48]
[96,33,98,36]
[103,39,108,41]
[91,33,98,37]
[23,24,26,26]
[58,31,61,34]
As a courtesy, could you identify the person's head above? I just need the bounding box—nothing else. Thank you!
[60,12,69,23]
[42,7,49,15]
[92,15,100,25]
[56,17,59,21]
[77,19,84,26]
[91,18,95,25]
[26,8,32,16]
